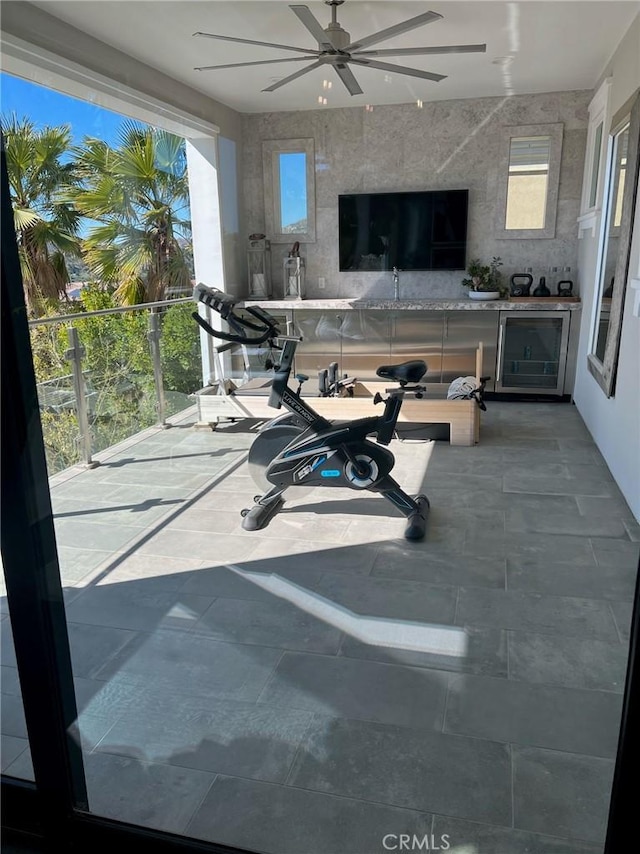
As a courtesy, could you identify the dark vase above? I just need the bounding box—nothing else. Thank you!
[533,276,551,297]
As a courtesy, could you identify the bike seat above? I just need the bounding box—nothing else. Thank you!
[376,360,427,385]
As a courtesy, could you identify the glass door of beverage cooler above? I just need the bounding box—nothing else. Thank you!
[496,311,570,394]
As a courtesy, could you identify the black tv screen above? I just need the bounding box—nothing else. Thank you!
[339,189,468,272]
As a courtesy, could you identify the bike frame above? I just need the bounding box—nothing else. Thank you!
[269,337,403,446]
[191,285,429,539]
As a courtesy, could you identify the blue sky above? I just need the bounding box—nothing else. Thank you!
[1,72,127,145]
[1,71,305,229]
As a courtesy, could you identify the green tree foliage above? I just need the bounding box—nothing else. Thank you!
[68,123,192,305]
[1,114,82,315]
[160,303,202,393]
[6,112,199,472]
[30,286,202,474]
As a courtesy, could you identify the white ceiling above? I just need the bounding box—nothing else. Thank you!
[31,1,640,113]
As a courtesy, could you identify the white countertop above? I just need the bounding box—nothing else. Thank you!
[243,297,582,311]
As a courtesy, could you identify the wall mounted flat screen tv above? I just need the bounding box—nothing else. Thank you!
[339,189,468,272]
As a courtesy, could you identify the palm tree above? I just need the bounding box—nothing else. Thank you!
[2,114,82,316]
[69,122,192,305]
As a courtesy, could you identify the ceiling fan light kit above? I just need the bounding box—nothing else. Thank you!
[193,1,486,98]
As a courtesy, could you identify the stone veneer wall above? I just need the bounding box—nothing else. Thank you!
[241,90,590,301]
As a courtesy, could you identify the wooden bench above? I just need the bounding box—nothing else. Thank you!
[193,344,484,446]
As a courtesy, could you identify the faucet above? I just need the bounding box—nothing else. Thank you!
[392,266,400,300]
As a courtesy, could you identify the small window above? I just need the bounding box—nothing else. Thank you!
[278,152,308,233]
[611,130,628,229]
[262,139,316,243]
[579,78,612,224]
[588,121,604,208]
[505,135,551,230]
[494,123,563,240]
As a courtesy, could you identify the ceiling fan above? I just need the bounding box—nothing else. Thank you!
[193,1,486,96]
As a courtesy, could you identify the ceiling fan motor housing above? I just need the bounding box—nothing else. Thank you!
[324,22,350,52]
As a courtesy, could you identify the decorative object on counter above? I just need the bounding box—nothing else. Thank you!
[547,266,559,293]
[247,233,271,298]
[283,241,305,299]
[533,276,551,297]
[558,266,574,297]
[468,290,501,301]
[558,279,574,297]
[462,256,504,300]
[393,266,401,300]
[510,272,533,297]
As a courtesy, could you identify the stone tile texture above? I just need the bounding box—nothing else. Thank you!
[3,403,636,850]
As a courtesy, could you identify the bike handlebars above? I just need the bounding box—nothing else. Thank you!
[192,284,281,345]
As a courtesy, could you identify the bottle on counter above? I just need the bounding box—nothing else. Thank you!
[547,266,559,293]
[533,276,551,297]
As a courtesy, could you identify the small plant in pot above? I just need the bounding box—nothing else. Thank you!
[462,257,504,300]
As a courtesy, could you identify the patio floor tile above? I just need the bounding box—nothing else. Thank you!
[339,624,508,676]
[444,674,623,757]
[431,815,603,853]
[287,716,512,826]
[456,588,619,640]
[192,596,344,654]
[258,652,448,729]
[187,775,433,854]
[513,746,615,843]
[507,631,629,692]
[96,695,315,783]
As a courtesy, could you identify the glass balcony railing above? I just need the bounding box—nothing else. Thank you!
[28,298,203,475]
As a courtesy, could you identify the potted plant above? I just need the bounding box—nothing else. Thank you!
[462,257,504,300]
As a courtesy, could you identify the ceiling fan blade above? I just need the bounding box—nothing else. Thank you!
[350,57,446,83]
[195,56,316,72]
[345,10,442,52]
[290,5,338,51]
[354,44,487,57]
[333,62,363,96]
[262,59,324,92]
[193,31,319,56]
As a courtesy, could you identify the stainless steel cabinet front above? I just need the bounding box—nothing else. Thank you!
[339,312,392,381]
[442,312,499,391]
[390,311,444,383]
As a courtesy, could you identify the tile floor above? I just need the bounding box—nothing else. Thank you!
[2,402,639,854]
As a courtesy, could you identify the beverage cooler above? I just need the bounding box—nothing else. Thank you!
[496,311,570,395]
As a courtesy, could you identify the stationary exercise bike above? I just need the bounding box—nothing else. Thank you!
[192,285,430,540]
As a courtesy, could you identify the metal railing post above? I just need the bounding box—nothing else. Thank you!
[147,310,168,428]
[64,326,98,468]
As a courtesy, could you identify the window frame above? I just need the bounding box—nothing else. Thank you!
[262,138,316,244]
[587,90,640,397]
[494,122,564,240]
[578,78,613,237]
